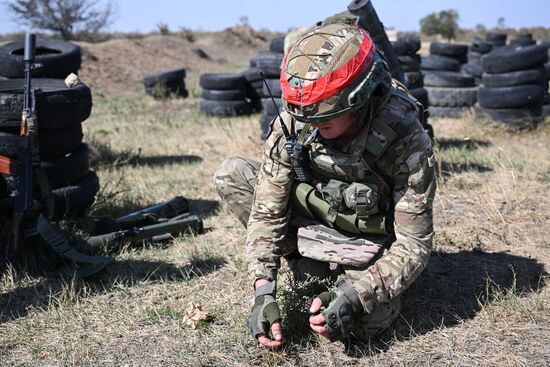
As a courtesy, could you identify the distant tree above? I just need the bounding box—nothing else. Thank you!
[156,22,170,35]
[238,15,249,27]
[5,0,115,40]
[420,9,459,41]
[497,17,506,29]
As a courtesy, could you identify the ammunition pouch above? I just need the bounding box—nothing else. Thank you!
[291,182,392,236]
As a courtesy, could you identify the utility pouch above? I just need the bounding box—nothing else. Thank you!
[342,182,379,219]
[291,182,391,236]
[297,224,388,266]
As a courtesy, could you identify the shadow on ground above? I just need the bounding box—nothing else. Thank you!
[0,256,226,323]
[436,138,491,151]
[438,161,493,177]
[88,139,202,168]
[344,249,546,356]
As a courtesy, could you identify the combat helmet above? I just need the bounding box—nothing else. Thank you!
[280,23,392,123]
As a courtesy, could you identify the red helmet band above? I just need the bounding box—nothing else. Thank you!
[280,27,375,107]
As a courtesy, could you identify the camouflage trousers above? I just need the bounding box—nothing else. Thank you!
[214,156,401,340]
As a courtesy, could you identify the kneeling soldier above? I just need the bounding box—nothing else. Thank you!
[214,23,436,348]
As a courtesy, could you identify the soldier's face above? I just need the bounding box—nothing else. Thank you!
[315,113,357,139]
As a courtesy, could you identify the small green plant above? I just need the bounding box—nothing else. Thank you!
[277,273,333,342]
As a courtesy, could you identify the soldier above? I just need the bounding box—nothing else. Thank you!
[214,23,436,349]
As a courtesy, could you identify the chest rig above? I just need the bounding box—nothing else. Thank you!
[288,87,420,236]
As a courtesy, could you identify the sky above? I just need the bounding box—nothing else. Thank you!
[0,0,549,34]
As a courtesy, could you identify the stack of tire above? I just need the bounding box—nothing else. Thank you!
[392,34,429,108]
[462,37,492,85]
[421,42,477,118]
[475,44,548,130]
[199,73,252,117]
[485,32,507,49]
[142,68,188,99]
[253,37,285,140]
[0,39,99,220]
[510,33,536,47]
[544,63,550,119]
[240,66,263,114]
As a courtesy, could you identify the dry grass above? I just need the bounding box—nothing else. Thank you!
[1,83,550,365]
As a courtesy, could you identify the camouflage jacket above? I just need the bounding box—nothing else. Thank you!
[246,87,436,309]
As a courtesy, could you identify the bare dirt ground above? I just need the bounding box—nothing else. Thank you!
[1,28,550,366]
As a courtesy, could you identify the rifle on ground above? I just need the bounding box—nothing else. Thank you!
[82,213,203,254]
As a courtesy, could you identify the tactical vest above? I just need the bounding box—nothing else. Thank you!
[291,86,420,236]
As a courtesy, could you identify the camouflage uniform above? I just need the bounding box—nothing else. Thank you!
[214,86,436,339]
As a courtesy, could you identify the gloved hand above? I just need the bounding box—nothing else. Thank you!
[309,279,363,342]
[247,281,285,348]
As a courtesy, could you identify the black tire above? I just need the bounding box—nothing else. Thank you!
[241,68,262,82]
[486,32,507,43]
[262,78,282,96]
[142,68,186,87]
[201,88,246,101]
[544,104,550,118]
[261,97,283,115]
[467,51,483,64]
[481,67,545,87]
[409,88,429,107]
[199,99,251,117]
[41,143,90,189]
[0,123,82,158]
[398,55,420,72]
[0,78,92,130]
[430,42,468,56]
[544,64,550,81]
[0,40,81,78]
[429,106,469,118]
[260,114,275,134]
[144,81,188,99]
[50,170,100,220]
[392,34,421,56]
[256,52,284,78]
[469,38,492,54]
[40,123,84,158]
[461,63,483,78]
[426,86,478,107]
[421,55,461,71]
[424,71,476,88]
[481,45,549,73]
[405,71,424,89]
[478,85,545,109]
[510,38,536,47]
[473,104,542,130]
[269,37,285,53]
[199,73,245,90]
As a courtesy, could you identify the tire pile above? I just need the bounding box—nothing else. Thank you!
[510,33,536,47]
[253,37,285,140]
[199,73,253,117]
[422,42,477,118]
[392,34,429,109]
[142,68,189,99]
[474,43,548,130]
[461,37,493,85]
[0,39,98,220]
[484,32,507,49]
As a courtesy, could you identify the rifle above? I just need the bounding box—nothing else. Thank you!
[83,213,203,254]
[1,33,40,261]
